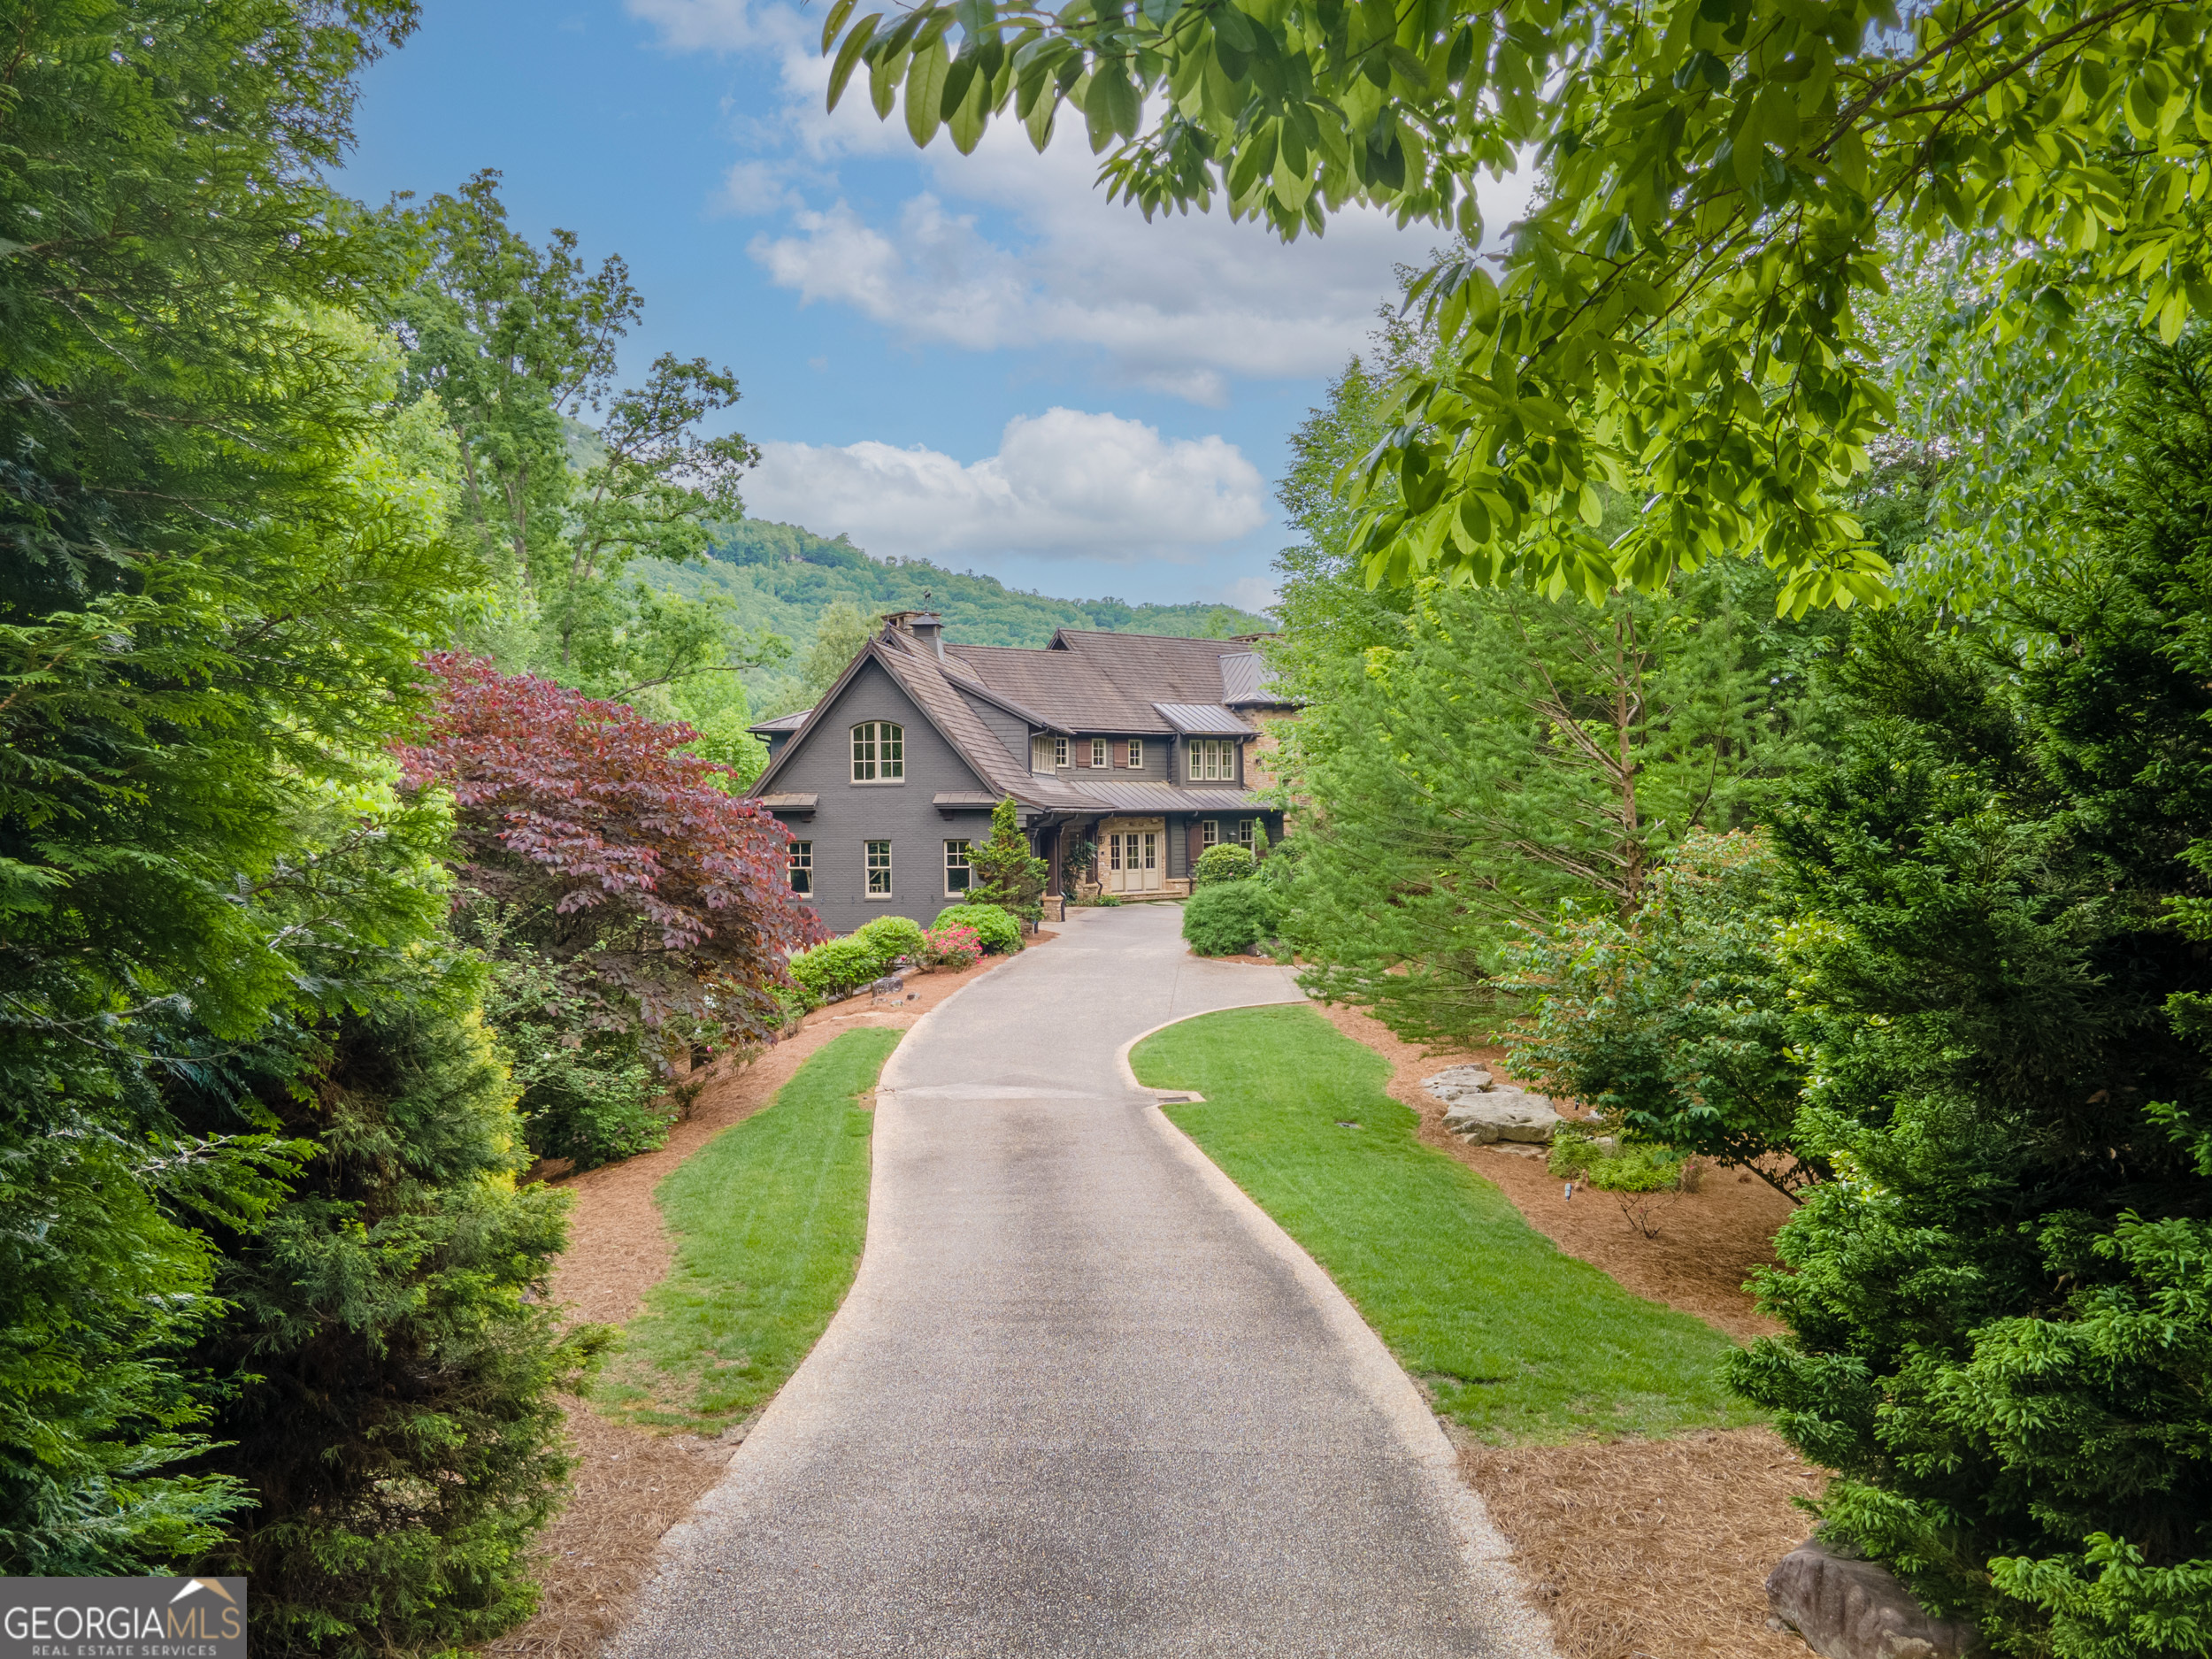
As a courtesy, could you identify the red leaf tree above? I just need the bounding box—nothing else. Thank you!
[398,654,825,1050]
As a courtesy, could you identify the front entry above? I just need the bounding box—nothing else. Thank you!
[1101,816,1165,895]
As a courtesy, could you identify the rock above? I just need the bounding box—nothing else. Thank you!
[1421,1066,1494,1106]
[1765,1540,1987,1659]
[1441,1088,1561,1144]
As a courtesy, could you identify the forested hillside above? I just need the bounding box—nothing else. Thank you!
[637,517,1271,716]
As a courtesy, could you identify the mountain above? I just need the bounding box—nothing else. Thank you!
[636,518,1274,716]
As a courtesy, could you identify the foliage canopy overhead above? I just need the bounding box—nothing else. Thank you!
[826,0,2212,609]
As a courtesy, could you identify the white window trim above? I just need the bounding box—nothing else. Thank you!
[943,838,973,897]
[850,721,906,785]
[789,841,814,895]
[864,839,894,897]
[1054,734,1069,767]
[1201,819,1218,848]
[1127,737,1143,769]
[1090,737,1107,768]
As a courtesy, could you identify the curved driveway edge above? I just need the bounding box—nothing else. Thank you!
[611,902,1560,1658]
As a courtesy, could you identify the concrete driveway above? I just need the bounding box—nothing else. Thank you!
[611,902,1554,1658]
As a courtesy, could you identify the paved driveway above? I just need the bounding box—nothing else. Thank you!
[611,902,1553,1658]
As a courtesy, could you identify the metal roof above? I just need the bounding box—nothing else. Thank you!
[1061,780,1270,814]
[931,791,1000,809]
[756,792,818,810]
[1151,702,1256,735]
[748,709,812,733]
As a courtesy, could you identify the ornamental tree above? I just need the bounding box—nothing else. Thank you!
[966,796,1051,925]
[826,0,2212,609]
[399,655,826,1057]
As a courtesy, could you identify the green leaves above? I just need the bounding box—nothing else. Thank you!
[823,0,2212,609]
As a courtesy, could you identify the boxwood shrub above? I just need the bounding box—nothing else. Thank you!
[854,914,927,966]
[1182,880,1286,956]
[787,935,888,999]
[933,902,1023,955]
[1193,843,1257,887]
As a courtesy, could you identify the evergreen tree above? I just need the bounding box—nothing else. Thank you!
[174,959,599,1657]
[967,798,1049,926]
[1738,342,2212,1656]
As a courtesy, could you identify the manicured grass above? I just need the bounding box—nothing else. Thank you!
[595,1027,901,1433]
[1133,1003,1758,1443]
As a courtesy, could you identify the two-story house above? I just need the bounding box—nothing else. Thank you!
[744,611,1294,934]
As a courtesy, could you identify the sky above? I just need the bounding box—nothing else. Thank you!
[339,1,1523,610]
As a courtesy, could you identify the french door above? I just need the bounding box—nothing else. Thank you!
[1106,831,1162,893]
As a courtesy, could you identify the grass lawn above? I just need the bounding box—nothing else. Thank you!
[1132,1003,1759,1443]
[595,1027,901,1434]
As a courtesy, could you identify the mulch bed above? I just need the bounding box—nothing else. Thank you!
[482,937,1057,1659]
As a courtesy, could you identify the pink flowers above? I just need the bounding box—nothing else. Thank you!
[921,924,983,970]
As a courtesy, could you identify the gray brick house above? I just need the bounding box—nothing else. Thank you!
[744,611,1294,935]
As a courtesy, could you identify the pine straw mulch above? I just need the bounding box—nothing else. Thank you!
[1291,994,1824,1659]
[482,935,1059,1659]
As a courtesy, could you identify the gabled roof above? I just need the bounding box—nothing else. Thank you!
[746,623,1290,816]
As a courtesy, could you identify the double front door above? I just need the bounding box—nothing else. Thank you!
[1103,823,1163,894]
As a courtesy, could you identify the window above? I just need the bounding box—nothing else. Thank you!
[864,840,893,895]
[851,721,903,782]
[1201,819,1219,849]
[1107,834,1122,872]
[788,841,813,895]
[1054,733,1069,767]
[944,839,972,895]
[1090,737,1107,768]
[1127,738,1144,769]
[1235,818,1256,848]
[1187,739,1236,781]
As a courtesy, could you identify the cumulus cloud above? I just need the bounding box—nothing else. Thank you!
[742,408,1268,563]
[622,3,1533,403]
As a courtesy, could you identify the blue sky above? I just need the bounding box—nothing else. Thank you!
[337,1,1516,609]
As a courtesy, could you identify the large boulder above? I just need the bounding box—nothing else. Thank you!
[1424,1066,1561,1142]
[1440,1088,1560,1144]
[1765,1540,1987,1659]
[1422,1065,1494,1103]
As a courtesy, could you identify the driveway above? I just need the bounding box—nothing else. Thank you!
[611,902,1554,1658]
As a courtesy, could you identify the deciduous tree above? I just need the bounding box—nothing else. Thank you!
[826,0,2212,608]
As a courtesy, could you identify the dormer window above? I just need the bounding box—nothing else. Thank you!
[1127,738,1143,769]
[1090,737,1107,768]
[1188,739,1236,781]
[1054,734,1069,767]
[852,721,903,781]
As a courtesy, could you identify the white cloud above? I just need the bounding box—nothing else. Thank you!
[742,408,1267,563]
[716,159,803,217]
[616,4,1535,403]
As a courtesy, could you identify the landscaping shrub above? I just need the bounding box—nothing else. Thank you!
[1548,1132,1688,1194]
[934,903,1023,955]
[1194,843,1257,887]
[921,924,982,970]
[1183,880,1287,956]
[854,914,927,968]
[787,936,887,999]
[1505,830,1819,1199]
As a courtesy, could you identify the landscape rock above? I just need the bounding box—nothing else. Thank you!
[1420,1066,1494,1105]
[1765,1540,1987,1659]
[1441,1088,1561,1144]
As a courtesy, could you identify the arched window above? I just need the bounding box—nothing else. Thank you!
[851,721,904,781]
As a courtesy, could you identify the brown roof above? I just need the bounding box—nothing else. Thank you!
[748,624,1286,816]
[944,630,1274,735]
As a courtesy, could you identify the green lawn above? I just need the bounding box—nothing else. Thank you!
[1132,1003,1758,1443]
[594,1027,901,1434]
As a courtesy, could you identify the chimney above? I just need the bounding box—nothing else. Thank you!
[909,611,945,660]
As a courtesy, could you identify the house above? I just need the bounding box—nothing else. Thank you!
[745,611,1295,935]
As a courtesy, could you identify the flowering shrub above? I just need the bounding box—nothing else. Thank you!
[854,914,927,968]
[921,924,982,970]
[933,902,1022,954]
